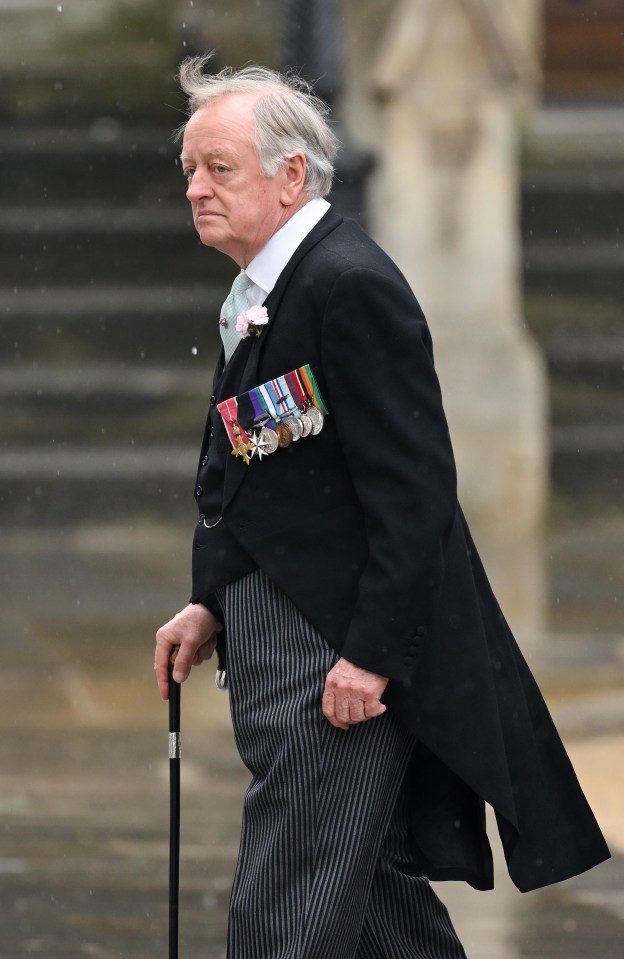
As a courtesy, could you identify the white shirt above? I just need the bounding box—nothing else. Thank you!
[244,197,330,306]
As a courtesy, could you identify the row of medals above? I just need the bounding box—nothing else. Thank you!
[234,405,324,463]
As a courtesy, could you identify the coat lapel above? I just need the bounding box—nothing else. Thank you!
[221,209,343,512]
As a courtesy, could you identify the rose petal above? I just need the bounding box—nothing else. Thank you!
[235,314,250,336]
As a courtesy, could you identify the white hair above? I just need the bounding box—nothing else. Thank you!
[176,54,339,197]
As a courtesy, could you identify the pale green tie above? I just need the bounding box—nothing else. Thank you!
[219,271,254,363]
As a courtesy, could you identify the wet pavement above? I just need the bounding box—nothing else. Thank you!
[1,519,623,959]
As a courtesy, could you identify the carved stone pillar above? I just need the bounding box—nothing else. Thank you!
[370,0,546,649]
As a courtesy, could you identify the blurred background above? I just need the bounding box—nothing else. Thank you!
[0,1,622,957]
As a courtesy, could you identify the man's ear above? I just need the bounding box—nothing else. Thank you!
[280,151,307,206]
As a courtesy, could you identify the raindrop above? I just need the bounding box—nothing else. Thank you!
[57,4,62,11]
[191,346,198,355]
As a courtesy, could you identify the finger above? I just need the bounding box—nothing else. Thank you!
[348,699,366,724]
[335,694,353,725]
[363,700,387,720]
[193,636,217,665]
[322,687,335,721]
[322,688,349,730]
[156,668,170,701]
[171,651,192,685]
[155,635,174,700]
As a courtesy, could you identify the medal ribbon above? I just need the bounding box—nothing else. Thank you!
[285,370,307,411]
[265,379,288,420]
[217,396,252,450]
[276,375,299,417]
[258,383,280,425]
[300,365,329,415]
[248,387,267,425]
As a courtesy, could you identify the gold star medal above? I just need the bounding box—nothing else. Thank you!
[231,424,254,466]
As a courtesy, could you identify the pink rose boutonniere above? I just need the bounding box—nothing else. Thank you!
[236,305,269,339]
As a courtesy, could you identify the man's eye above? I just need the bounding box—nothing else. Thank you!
[184,169,195,184]
[213,165,228,174]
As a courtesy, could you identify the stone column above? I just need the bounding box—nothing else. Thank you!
[369,0,547,650]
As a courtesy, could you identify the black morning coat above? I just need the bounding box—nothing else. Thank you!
[190,210,610,893]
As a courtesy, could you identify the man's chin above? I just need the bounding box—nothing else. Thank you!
[197,225,227,249]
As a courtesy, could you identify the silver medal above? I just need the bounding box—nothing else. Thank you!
[306,406,324,435]
[258,426,279,454]
[284,415,303,441]
[299,413,313,438]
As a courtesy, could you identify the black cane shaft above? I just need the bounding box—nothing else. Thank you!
[168,653,181,959]
[169,757,180,959]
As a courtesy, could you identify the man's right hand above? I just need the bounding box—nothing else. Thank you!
[154,603,223,700]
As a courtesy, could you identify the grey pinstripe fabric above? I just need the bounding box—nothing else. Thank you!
[218,570,467,959]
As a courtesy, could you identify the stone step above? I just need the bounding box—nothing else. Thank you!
[0,365,213,446]
[552,431,624,514]
[542,334,624,419]
[4,204,213,285]
[542,333,624,368]
[550,379,623,434]
[524,290,623,343]
[0,284,229,363]
[523,240,624,296]
[524,106,624,168]
[0,444,199,525]
[522,168,624,241]
[0,126,182,205]
[0,55,178,124]
[553,425,624,456]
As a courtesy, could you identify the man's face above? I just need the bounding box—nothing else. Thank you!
[181,94,292,268]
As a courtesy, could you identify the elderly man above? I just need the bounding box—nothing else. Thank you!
[155,55,608,959]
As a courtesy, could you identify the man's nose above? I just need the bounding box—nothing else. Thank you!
[186,171,214,201]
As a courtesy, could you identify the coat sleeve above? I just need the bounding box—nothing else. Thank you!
[320,266,458,681]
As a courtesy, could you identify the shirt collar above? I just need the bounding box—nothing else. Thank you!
[245,197,330,300]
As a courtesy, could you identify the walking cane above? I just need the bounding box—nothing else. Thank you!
[168,649,181,959]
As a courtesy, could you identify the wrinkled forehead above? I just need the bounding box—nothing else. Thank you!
[180,93,259,156]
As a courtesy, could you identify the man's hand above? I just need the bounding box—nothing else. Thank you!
[322,657,389,731]
[155,603,223,700]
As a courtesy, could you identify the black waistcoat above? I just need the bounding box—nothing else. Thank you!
[191,340,257,604]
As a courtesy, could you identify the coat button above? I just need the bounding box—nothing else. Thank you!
[415,626,426,637]
[209,395,216,406]
[202,454,208,466]
[196,485,203,496]
[209,427,215,438]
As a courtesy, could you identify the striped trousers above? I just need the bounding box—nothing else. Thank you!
[218,570,467,959]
